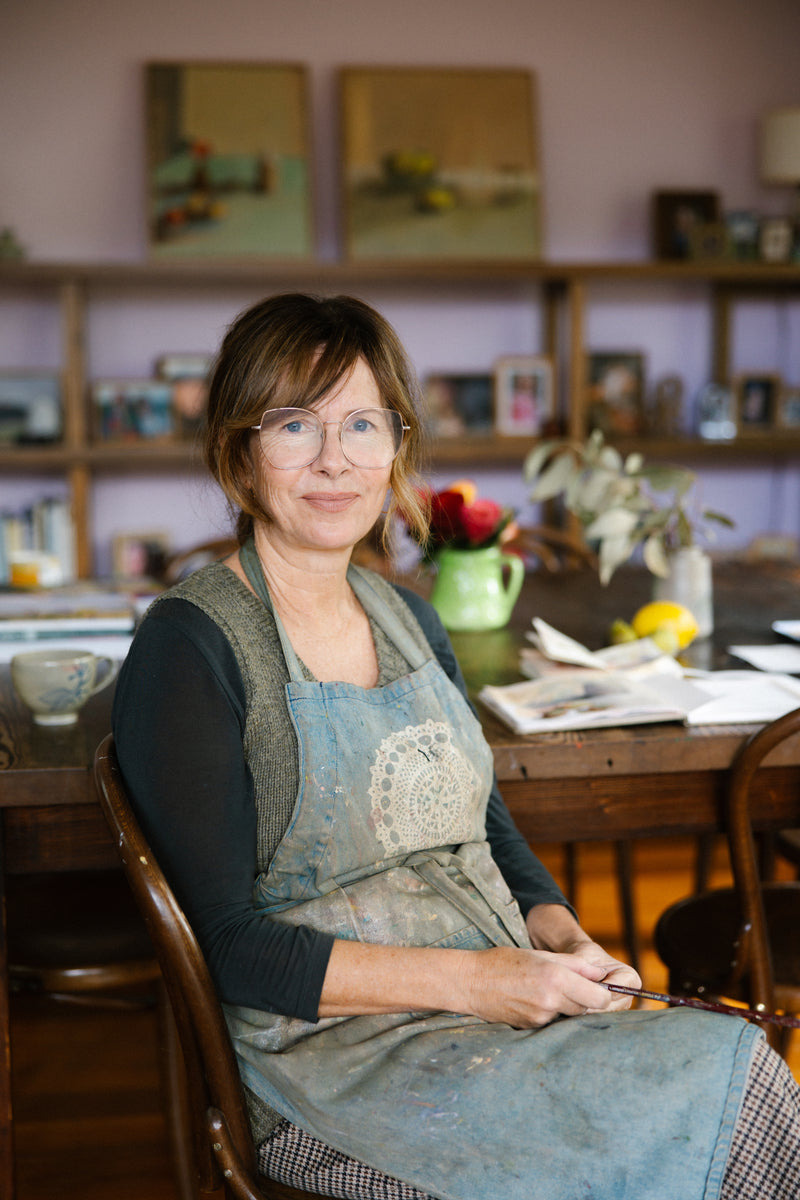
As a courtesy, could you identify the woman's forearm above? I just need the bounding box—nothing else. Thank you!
[317,939,471,1017]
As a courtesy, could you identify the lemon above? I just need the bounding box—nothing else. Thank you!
[608,618,638,644]
[631,601,698,649]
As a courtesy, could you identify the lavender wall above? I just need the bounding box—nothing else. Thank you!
[2,0,799,571]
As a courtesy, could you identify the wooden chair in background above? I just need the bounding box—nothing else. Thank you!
[7,868,195,1200]
[655,706,800,1055]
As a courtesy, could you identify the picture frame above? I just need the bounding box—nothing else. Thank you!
[777,385,800,430]
[155,353,213,437]
[0,371,62,444]
[112,531,171,581]
[339,67,541,260]
[758,216,794,264]
[733,372,782,434]
[423,373,494,437]
[145,61,313,259]
[586,352,645,437]
[92,379,175,442]
[688,221,731,262]
[493,355,555,436]
[652,190,721,260]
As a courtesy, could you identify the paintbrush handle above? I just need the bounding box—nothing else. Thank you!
[602,982,800,1029]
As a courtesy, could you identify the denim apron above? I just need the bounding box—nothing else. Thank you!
[225,545,761,1200]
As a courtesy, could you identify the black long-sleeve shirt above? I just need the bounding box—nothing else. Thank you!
[112,580,569,1023]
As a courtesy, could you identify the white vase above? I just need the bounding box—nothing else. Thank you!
[652,546,714,638]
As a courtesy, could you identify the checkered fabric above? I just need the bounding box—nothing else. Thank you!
[257,1120,435,1199]
[720,1036,800,1199]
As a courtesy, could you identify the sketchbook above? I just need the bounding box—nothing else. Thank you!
[479,619,800,735]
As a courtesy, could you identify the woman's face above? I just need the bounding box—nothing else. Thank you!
[250,357,395,557]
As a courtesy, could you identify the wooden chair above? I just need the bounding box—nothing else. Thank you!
[7,868,195,1200]
[655,706,800,1054]
[93,733,397,1200]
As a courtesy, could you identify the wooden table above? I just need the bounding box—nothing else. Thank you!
[2,557,800,1196]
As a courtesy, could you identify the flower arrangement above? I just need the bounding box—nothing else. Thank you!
[524,431,733,584]
[416,479,517,562]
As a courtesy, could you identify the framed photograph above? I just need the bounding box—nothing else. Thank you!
[696,382,736,441]
[688,222,731,261]
[493,355,555,436]
[112,531,171,580]
[725,210,760,261]
[586,352,645,437]
[145,61,312,259]
[423,373,494,436]
[340,67,541,260]
[155,353,213,437]
[0,371,61,444]
[759,216,794,264]
[92,379,174,442]
[733,373,782,434]
[652,190,720,260]
[777,386,800,430]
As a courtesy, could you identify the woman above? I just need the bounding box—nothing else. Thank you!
[114,293,800,1200]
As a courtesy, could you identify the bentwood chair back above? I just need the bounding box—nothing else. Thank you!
[655,706,800,1055]
[93,733,326,1200]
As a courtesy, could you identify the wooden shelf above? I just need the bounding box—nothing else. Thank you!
[2,257,799,576]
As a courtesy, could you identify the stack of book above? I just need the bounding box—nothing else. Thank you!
[0,585,144,663]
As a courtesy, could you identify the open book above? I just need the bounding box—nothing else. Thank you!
[479,619,800,734]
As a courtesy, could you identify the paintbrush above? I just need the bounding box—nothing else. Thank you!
[602,982,800,1030]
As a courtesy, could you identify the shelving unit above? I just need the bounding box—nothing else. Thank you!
[2,258,799,577]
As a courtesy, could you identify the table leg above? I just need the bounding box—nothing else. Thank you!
[0,818,16,1199]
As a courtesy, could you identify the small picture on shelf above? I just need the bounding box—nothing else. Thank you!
[112,531,171,581]
[92,379,174,442]
[493,355,555,436]
[758,217,794,264]
[733,372,781,434]
[586,352,645,437]
[0,372,62,445]
[696,382,736,441]
[725,210,760,261]
[423,373,494,437]
[652,190,720,260]
[155,353,212,438]
[777,386,800,429]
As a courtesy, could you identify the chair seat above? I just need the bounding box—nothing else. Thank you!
[655,882,800,1001]
[7,870,155,969]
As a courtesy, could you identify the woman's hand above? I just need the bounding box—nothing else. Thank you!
[457,943,628,1028]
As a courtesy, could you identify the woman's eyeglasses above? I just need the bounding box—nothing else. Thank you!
[252,408,409,470]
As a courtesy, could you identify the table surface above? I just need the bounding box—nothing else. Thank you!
[2,558,800,1197]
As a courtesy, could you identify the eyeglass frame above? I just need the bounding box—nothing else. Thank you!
[250,406,411,470]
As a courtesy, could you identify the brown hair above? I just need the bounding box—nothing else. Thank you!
[204,293,429,546]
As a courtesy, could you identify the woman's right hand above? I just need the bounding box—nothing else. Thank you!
[458,945,615,1028]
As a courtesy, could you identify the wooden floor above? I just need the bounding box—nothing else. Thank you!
[10,835,799,1199]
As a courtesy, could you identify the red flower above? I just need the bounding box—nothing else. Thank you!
[428,488,466,543]
[461,498,503,545]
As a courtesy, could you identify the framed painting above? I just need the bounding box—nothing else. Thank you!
[586,352,645,437]
[493,355,555,436]
[145,61,312,258]
[340,67,541,260]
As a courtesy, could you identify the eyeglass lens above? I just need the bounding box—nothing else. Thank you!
[258,408,405,469]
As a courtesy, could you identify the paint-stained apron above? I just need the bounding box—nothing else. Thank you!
[226,549,761,1200]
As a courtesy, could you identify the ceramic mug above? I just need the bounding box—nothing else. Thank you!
[11,648,118,726]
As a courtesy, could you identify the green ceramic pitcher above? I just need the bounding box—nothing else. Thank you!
[430,545,525,632]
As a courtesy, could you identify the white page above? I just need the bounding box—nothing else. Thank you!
[682,671,800,725]
[728,644,800,674]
